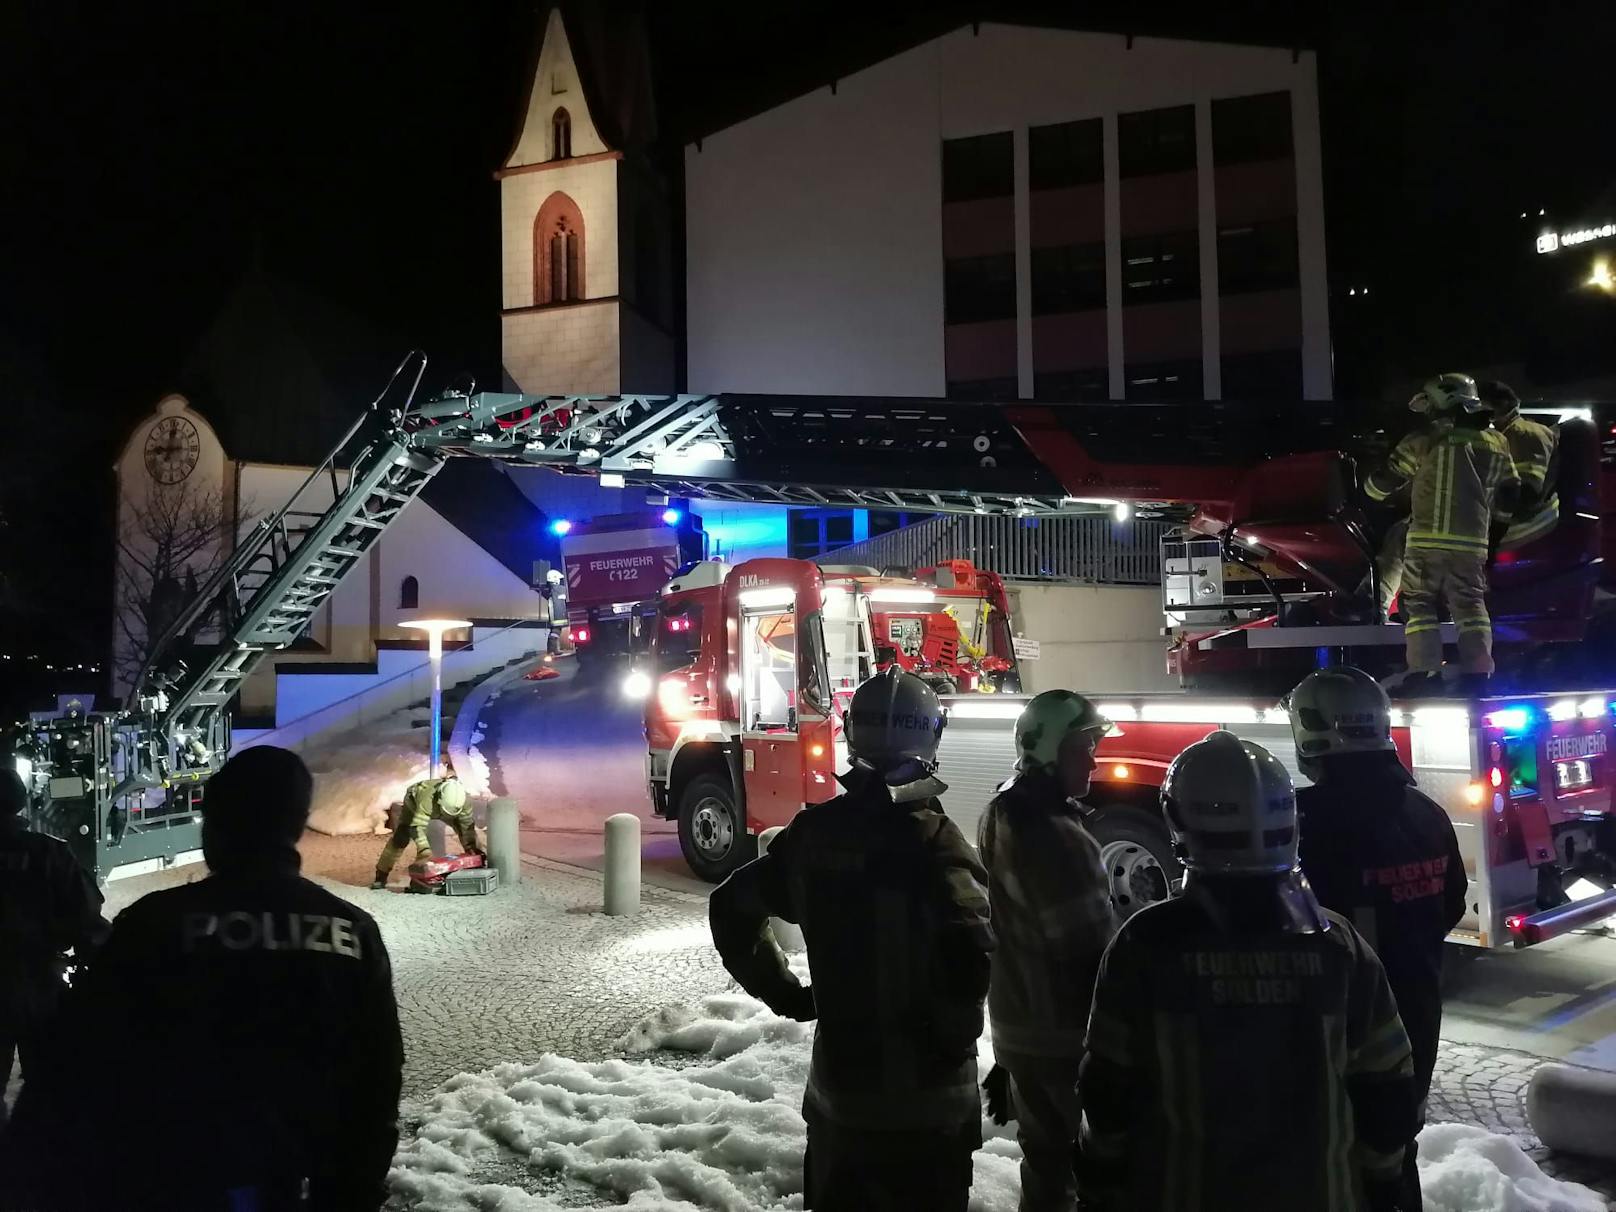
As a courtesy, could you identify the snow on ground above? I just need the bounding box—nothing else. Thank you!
[301,708,433,835]
[1420,1125,1607,1212]
[389,981,1608,1212]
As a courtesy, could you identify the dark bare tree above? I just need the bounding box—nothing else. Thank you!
[113,482,232,692]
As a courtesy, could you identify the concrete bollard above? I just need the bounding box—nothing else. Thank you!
[426,819,448,858]
[487,797,520,886]
[1526,1062,1616,1162]
[758,827,805,952]
[604,813,641,916]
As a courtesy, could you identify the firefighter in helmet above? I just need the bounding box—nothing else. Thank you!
[977,690,1117,1212]
[1365,373,1519,693]
[1480,379,1560,551]
[1079,731,1419,1212]
[1289,666,1467,1212]
[708,667,993,1212]
[371,768,482,889]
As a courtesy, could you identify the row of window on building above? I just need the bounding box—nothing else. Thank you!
[942,91,1302,402]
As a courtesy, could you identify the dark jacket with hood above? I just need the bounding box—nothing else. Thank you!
[709,765,994,1133]
[5,823,403,1211]
[0,813,107,1029]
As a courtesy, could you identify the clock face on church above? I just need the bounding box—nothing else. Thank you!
[144,416,201,484]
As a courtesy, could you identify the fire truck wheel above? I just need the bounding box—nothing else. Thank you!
[1087,807,1180,921]
[677,773,754,882]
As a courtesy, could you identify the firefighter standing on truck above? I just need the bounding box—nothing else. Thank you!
[977,690,1117,1212]
[372,768,481,889]
[3,746,403,1211]
[1480,379,1560,550]
[1288,666,1467,1212]
[1078,731,1419,1212]
[708,667,993,1212]
[1365,373,1519,693]
[0,770,108,1132]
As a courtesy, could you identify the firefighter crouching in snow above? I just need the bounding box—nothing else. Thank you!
[1289,666,1467,1212]
[1078,731,1419,1212]
[977,690,1117,1212]
[3,746,403,1212]
[372,769,481,889]
[709,667,993,1212]
[1365,373,1519,694]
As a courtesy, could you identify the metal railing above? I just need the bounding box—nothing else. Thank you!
[825,514,1166,585]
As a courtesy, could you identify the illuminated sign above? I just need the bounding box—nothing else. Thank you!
[1536,222,1616,254]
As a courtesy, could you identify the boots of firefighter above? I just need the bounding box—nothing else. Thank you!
[1398,671,1445,699]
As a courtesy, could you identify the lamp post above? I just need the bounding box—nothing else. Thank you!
[399,617,471,779]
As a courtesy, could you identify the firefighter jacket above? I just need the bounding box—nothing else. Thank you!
[1298,761,1466,1088]
[1366,425,1519,555]
[977,769,1117,1058]
[10,852,403,1210]
[709,767,994,1133]
[1079,888,1416,1212]
[1499,414,1560,547]
[0,814,107,1028]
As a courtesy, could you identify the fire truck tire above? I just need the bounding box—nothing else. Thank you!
[1086,806,1180,921]
[677,773,754,882]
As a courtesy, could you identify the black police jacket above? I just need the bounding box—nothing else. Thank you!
[8,857,402,1211]
[0,814,107,1026]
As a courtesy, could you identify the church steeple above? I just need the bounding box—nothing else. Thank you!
[504,7,610,168]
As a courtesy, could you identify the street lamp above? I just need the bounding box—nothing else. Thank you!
[400,617,471,779]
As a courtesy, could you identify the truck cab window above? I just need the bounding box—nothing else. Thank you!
[742,608,797,733]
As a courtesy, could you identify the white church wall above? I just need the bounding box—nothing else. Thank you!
[502,302,620,396]
[370,499,542,637]
[111,395,232,698]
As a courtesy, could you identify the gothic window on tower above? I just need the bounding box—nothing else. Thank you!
[533,192,586,305]
[552,108,571,160]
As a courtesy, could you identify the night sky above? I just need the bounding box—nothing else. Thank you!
[2,0,1612,670]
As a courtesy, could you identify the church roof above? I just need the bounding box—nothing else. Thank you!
[173,264,401,468]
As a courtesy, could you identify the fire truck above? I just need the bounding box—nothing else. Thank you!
[8,366,1614,948]
[557,509,703,658]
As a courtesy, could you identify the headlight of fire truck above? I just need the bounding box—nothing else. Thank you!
[622,669,652,700]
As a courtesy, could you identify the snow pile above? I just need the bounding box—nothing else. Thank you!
[1418,1124,1607,1212]
[300,708,431,835]
[389,985,1605,1212]
[390,983,1020,1212]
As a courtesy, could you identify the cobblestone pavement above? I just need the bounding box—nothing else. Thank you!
[1432,1041,1616,1198]
[66,836,1616,1207]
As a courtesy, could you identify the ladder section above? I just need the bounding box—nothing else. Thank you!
[406,391,1092,517]
[155,440,442,741]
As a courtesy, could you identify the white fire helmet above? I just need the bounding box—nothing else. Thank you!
[1161,730,1298,875]
[844,666,947,786]
[435,776,468,813]
[1286,666,1395,761]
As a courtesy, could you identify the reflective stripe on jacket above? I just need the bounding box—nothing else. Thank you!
[1366,427,1519,554]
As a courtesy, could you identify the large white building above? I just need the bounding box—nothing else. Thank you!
[502,14,1332,563]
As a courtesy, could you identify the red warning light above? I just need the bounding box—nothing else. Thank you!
[1490,766,1504,789]
[574,626,591,644]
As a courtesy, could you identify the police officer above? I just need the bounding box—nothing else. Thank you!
[1289,666,1467,1212]
[709,667,993,1212]
[977,691,1116,1212]
[1480,380,1560,551]
[0,769,107,1130]
[6,746,403,1210]
[1365,373,1519,693]
[372,769,481,889]
[1079,732,1419,1212]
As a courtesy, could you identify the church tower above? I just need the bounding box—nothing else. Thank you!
[498,4,673,398]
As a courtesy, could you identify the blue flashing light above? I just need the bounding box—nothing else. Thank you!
[549,518,573,536]
[1485,707,1531,735]
[662,509,682,526]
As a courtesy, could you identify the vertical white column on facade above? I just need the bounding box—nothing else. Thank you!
[1102,112,1124,400]
[1292,60,1333,400]
[1195,98,1222,400]
[1013,126,1033,399]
